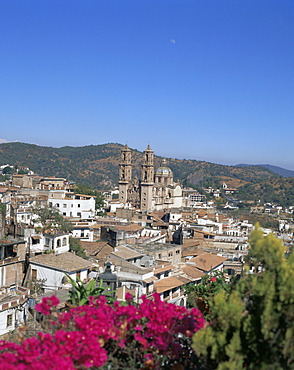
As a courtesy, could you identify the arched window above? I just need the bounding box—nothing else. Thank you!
[57,239,61,248]
[62,237,67,246]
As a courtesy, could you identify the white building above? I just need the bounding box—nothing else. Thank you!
[27,252,91,293]
[49,193,96,219]
[0,286,30,336]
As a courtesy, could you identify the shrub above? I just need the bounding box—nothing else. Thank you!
[0,293,204,369]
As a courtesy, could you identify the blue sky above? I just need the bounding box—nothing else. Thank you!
[1,0,293,170]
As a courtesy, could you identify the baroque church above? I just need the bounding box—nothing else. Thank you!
[118,145,182,211]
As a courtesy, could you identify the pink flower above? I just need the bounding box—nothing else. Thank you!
[35,296,60,316]
[211,277,217,282]
[125,292,133,302]
[0,290,204,368]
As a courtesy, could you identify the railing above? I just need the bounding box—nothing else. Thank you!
[0,256,20,265]
[0,289,30,311]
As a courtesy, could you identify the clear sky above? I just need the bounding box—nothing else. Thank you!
[1,0,293,170]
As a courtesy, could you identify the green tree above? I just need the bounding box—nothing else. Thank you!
[2,166,14,175]
[31,205,73,233]
[184,271,229,320]
[69,237,87,259]
[192,225,294,369]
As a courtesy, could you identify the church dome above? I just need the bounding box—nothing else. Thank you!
[155,159,173,177]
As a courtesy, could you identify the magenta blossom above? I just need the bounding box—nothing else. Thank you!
[35,295,60,315]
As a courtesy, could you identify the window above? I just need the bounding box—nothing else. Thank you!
[63,204,67,208]
[7,314,13,327]
[77,212,81,217]
[62,237,67,246]
[57,239,61,248]
[32,269,37,281]
[78,204,81,208]
[163,291,169,299]
[56,203,59,207]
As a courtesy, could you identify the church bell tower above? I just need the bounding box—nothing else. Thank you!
[119,145,132,203]
[140,145,154,211]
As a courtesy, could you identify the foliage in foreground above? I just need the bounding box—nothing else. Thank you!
[184,271,230,320]
[66,274,115,306]
[192,225,294,370]
[0,293,204,370]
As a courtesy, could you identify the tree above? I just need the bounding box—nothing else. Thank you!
[31,204,73,233]
[69,237,87,259]
[184,271,230,320]
[2,166,14,175]
[192,225,294,369]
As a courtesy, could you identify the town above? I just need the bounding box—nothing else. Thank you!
[0,145,293,337]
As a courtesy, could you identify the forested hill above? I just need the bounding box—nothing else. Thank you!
[0,142,279,190]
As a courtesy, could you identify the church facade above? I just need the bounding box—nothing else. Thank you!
[119,145,182,211]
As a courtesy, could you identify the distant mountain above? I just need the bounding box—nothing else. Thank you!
[236,164,294,178]
[0,142,279,190]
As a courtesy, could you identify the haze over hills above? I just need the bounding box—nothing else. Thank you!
[0,142,279,189]
[236,164,294,178]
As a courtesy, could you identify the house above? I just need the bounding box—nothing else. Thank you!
[188,252,227,274]
[29,233,70,255]
[130,243,182,265]
[80,240,113,264]
[153,275,187,306]
[0,238,26,287]
[178,264,205,282]
[100,224,146,247]
[26,252,91,293]
[110,245,145,267]
[71,221,94,241]
[49,193,96,219]
[0,286,30,336]
[107,256,157,302]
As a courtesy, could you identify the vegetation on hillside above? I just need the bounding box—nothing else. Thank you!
[237,177,294,207]
[0,142,280,192]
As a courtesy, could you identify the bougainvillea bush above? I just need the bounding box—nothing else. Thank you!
[0,293,204,369]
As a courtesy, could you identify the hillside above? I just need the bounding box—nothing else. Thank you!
[237,177,294,207]
[0,142,279,190]
[237,163,294,178]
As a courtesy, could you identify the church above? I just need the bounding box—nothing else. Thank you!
[118,145,182,211]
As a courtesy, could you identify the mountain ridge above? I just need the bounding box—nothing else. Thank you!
[236,164,294,178]
[0,142,281,190]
